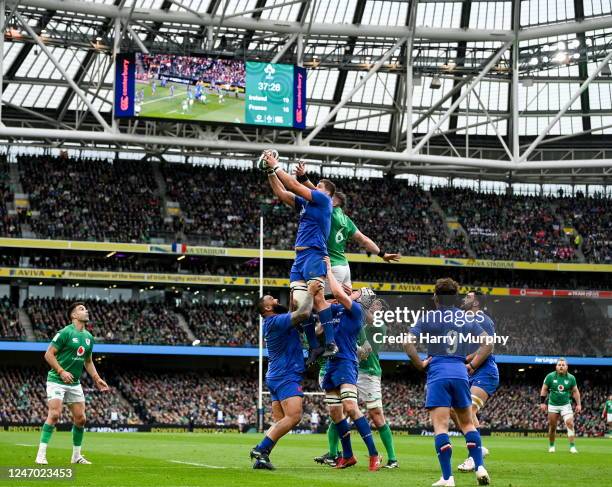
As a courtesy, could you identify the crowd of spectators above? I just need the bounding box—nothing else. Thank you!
[24,297,190,345]
[139,55,245,87]
[1,157,611,264]
[0,296,25,340]
[1,367,608,436]
[555,191,611,264]
[431,187,575,262]
[0,367,141,425]
[19,155,166,243]
[183,301,257,347]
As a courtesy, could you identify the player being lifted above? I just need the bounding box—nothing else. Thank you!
[35,302,109,465]
[453,291,498,472]
[251,280,322,470]
[404,279,492,486]
[540,358,581,453]
[320,256,383,471]
[602,394,612,438]
[261,150,338,361]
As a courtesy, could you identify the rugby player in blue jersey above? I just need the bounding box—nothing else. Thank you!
[403,278,493,486]
[250,279,323,470]
[453,291,498,472]
[320,256,383,471]
[262,150,338,361]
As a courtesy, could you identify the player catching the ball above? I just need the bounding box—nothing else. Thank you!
[35,302,109,465]
[540,358,581,453]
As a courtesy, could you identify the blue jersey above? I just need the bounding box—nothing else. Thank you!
[467,312,498,376]
[410,306,485,383]
[195,86,202,97]
[264,313,304,381]
[329,302,363,363]
[294,190,332,251]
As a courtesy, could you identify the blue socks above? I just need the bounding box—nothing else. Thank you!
[354,416,378,456]
[302,314,319,349]
[335,419,353,459]
[435,433,453,480]
[318,306,335,345]
[465,430,484,468]
[256,435,276,454]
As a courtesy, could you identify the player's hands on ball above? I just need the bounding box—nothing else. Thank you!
[263,149,279,169]
[60,370,74,384]
[95,377,110,392]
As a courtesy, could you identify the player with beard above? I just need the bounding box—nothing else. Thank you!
[250,280,323,470]
[35,302,109,465]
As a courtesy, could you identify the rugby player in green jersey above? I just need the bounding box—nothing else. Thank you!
[35,302,109,465]
[540,358,581,453]
[601,394,612,438]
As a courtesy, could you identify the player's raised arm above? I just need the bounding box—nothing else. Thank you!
[267,170,296,208]
[263,151,316,202]
[351,230,400,262]
[324,256,352,310]
[291,280,320,326]
[293,160,316,190]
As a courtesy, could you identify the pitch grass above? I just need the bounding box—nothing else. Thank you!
[0,431,610,487]
[135,82,245,123]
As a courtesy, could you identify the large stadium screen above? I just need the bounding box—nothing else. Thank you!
[114,53,306,129]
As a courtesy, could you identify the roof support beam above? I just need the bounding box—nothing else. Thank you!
[520,47,612,162]
[14,11,113,132]
[304,36,407,144]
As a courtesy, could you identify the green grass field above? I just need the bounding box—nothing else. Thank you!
[1,431,610,486]
[136,82,244,123]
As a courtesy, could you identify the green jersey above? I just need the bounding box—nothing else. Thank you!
[358,324,384,377]
[544,372,577,406]
[605,400,612,414]
[47,324,94,385]
[327,207,358,266]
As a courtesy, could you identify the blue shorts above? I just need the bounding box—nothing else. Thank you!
[266,375,304,402]
[290,248,327,283]
[321,358,358,391]
[425,378,472,409]
[469,372,499,397]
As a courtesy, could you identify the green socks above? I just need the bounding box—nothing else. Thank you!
[378,423,397,461]
[327,422,340,457]
[569,442,575,448]
[72,425,84,447]
[40,423,55,444]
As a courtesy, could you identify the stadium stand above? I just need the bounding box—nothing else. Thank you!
[0,367,606,436]
[0,157,609,264]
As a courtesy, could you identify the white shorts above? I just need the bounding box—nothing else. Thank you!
[324,264,352,294]
[356,372,382,409]
[607,413,612,423]
[46,382,85,404]
[548,403,573,420]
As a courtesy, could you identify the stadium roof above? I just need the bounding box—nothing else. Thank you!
[1,0,612,184]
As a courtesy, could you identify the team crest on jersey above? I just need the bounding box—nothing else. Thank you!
[558,385,565,392]
[72,337,79,343]
[86,338,91,346]
[76,346,85,357]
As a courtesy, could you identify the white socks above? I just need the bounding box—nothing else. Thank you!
[72,446,81,458]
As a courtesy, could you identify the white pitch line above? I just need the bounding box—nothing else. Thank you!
[170,460,227,469]
[15,443,37,447]
[142,94,180,105]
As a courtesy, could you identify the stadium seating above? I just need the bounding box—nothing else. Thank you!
[0,156,609,263]
[24,298,190,345]
[0,367,606,436]
[0,297,25,341]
